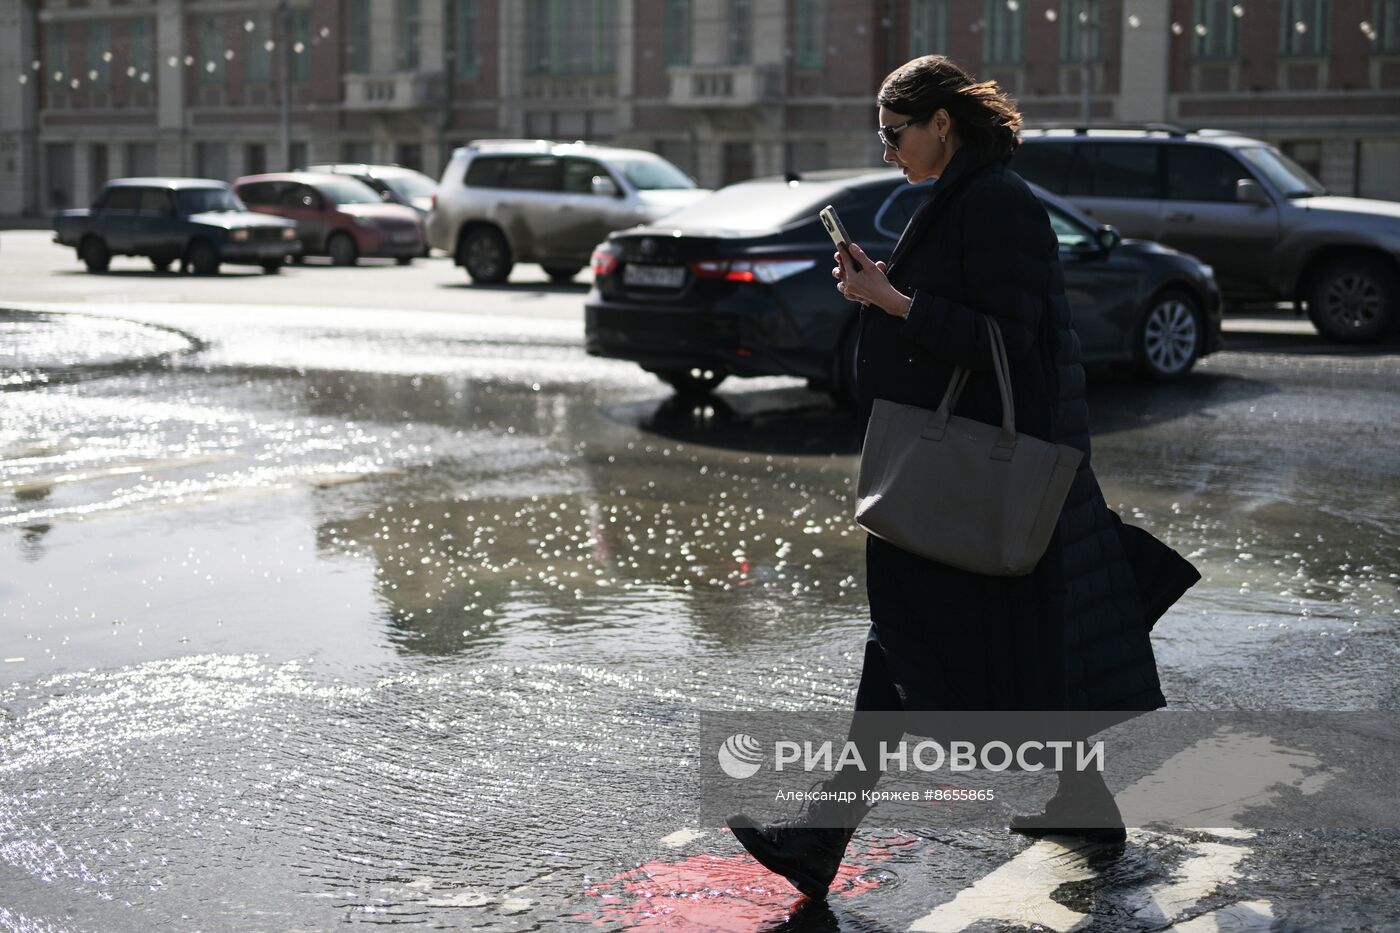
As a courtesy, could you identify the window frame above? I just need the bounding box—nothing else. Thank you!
[1279,0,1331,56]
[983,0,1024,66]
[1190,0,1241,59]
[348,0,371,74]
[397,0,421,71]
[454,0,480,78]
[87,20,112,85]
[1059,0,1104,63]
[1162,144,1255,203]
[198,15,224,85]
[910,0,949,56]
[795,0,826,69]
[246,12,272,83]
[664,0,692,66]
[99,186,141,213]
[1083,142,1164,200]
[728,0,752,64]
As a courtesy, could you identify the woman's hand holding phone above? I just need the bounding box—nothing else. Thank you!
[833,244,910,319]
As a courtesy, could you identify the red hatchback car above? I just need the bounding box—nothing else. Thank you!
[232,172,424,266]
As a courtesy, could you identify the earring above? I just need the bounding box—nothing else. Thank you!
[939,135,946,143]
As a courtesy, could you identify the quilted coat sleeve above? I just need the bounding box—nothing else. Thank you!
[898,176,1053,369]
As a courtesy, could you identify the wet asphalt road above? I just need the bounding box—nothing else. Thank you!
[1,230,1398,931]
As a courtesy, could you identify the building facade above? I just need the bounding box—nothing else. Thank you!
[2,0,1398,216]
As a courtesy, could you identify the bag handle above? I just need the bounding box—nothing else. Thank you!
[922,318,1018,460]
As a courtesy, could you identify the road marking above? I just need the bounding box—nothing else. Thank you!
[659,828,706,849]
[1169,900,1276,931]
[906,724,1324,932]
[908,836,1101,932]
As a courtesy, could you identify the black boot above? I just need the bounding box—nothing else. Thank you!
[1009,769,1127,844]
[726,782,872,899]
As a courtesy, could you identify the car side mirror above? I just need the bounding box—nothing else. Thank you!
[380,190,395,202]
[1236,179,1270,206]
[1095,225,1122,252]
[591,175,620,198]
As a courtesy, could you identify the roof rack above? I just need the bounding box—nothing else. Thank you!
[465,138,560,149]
[1024,122,1190,137]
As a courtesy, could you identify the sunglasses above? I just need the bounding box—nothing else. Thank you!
[878,115,932,152]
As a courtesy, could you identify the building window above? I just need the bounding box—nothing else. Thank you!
[398,0,421,71]
[728,0,751,64]
[1280,0,1330,56]
[195,141,228,180]
[984,0,1023,65]
[290,8,311,82]
[526,0,617,76]
[1059,0,1103,62]
[1376,0,1400,53]
[199,15,224,84]
[1191,0,1240,59]
[348,0,370,74]
[247,13,271,82]
[795,0,825,68]
[454,0,480,78]
[910,0,949,55]
[665,0,691,66]
[87,21,111,85]
[129,18,154,76]
[45,23,68,87]
[343,141,375,162]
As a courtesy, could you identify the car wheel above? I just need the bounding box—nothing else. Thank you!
[1137,288,1202,380]
[543,265,582,284]
[328,232,359,267]
[652,367,727,397]
[261,260,283,274]
[80,237,110,273]
[460,226,512,284]
[151,258,173,273]
[396,256,413,266]
[1307,256,1396,343]
[187,240,221,276]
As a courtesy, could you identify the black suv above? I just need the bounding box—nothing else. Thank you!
[1013,127,1400,343]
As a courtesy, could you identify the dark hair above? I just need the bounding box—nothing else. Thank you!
[877,56,1022,162]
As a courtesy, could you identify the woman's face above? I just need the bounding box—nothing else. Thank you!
[879,106,957,184]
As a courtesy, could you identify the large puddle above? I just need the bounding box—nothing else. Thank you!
[2,309,1397,928]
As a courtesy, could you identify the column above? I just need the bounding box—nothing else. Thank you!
[0,0,38,214]
[497,0,524,136]
[1115,0,1169,123]
[156,0,187,175]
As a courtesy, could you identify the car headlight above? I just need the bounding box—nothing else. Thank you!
[352,216,377,228]
[230,228,250,242]
[281,226,297,240]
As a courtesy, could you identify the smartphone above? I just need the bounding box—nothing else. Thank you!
[819,204,862,272]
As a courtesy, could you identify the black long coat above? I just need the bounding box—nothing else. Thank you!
[855,146,1200,712]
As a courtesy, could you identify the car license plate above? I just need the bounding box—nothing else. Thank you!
[394,232,419,244]
[623,264,685,288]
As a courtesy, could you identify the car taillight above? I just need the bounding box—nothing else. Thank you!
[687,257,817,284]
[591,244,619,277]
[430,192,437,210]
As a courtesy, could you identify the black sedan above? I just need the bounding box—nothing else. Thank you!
[584,168,1222,399]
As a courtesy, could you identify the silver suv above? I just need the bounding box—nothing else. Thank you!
[426,140,711,284]
[1013,127,1400,342]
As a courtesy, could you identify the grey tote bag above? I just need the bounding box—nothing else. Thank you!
[855,318,1083,576]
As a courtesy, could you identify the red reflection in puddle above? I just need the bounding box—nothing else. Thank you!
[568,836,919,930]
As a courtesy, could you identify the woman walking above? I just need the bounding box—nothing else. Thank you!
[726,56,1200,899]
